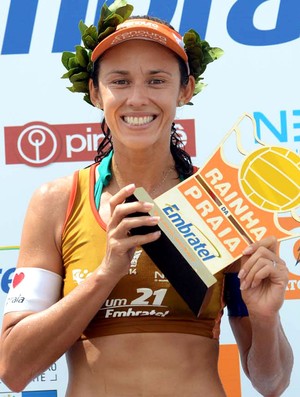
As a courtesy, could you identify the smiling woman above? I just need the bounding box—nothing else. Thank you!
[0,1,293,396]
[90,39,192,161]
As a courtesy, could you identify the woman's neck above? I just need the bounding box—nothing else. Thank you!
[111,150,179,198]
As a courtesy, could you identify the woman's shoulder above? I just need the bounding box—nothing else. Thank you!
[35,174,74,201]
[27,173,77,219]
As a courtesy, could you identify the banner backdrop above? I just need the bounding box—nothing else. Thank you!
[0,0,299,396]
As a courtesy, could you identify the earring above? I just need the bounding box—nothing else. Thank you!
[178,100,185,107]
[96,103,102,110]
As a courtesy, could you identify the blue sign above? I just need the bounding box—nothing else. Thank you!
[1,0,299,55]
[22,391,57,397]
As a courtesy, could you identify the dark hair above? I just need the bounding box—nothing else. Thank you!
[91,15,193,179]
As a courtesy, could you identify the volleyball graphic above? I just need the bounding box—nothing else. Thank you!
[239,146,300,212]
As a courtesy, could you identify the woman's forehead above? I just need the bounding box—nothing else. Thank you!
[101,39,179,67]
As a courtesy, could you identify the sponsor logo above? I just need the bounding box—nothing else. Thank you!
[5,294,25,305]
[0,267,15,294]
[154,271,168,283]
[162,203,217,261]
[4,120,196,167]
[129,249,143,275]
[12,271,25,288]
[0,246,18,294]
[72,250,144,282]
[72,269,92,285]
[254,110,300,153]
[102,288,169,318]
[1,0,299,55]
[4,122,101,166]
[104,307,169,318]
[112,31,167,46]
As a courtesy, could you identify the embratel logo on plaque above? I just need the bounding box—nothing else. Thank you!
[132,114,300,315]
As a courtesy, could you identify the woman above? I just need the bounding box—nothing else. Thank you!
[0,2,293,396]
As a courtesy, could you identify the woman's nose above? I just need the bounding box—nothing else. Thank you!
[126,83,150,107]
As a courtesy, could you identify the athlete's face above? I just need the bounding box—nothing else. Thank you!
[90,40,193,152]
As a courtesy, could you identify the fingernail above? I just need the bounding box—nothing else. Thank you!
[243,245,254,255]
[144,202,154,211]
[126,183,135,191]
[149,216,160,223]
[240,281,246,290]
[238,269,245,279]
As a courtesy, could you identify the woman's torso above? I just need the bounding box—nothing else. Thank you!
[66,333,226,397]
[61,164,227,396]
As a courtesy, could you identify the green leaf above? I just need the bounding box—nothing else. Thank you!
[82,25,98,49]
[108,0,128,14]
[68,56,80,69]
[98,1,133,34]
[61,67,82,79]
[183,28,223,97]
[103,14,123,28]
[75,45,90,68]
[209,47,224,60]
[61,52,75,69]
[70,71,90,83]
[78,20,88,36]
[81,35,97,50]
[115,4,133,20]
[98,26,116,41]
[68,80,89,93]
[87,60,94,74]
[194,81,206,95]
[83,93,93,106]
[98,3,110,33]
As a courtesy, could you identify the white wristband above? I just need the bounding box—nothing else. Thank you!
[4,267,62,314]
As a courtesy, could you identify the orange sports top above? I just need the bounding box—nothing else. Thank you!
[62,161,226,340]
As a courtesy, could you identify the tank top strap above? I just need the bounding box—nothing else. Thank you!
[94,151,113,210]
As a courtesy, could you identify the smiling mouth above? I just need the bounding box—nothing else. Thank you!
[123,116,155,126]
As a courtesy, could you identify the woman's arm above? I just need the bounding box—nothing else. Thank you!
[229,237,293,396]
[0,182,160,392]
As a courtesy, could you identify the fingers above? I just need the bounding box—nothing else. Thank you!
[107,184,161,245]
[238,237,288,290]
[242,235,278,256]
[109,183,136,212]
[101,184,162,280]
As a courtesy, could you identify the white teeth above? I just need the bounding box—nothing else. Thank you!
[124,116,154,125]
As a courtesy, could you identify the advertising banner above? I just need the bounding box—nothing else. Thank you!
[1,0,299,395]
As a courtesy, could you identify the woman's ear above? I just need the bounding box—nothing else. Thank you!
[178,75,196,106]
[89,78,103,109]
[184,75,196,103]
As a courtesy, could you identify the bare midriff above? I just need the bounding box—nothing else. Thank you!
[65,332,226,397]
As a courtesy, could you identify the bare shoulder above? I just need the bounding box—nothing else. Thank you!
[25,173,77,226]
[18,173,76,274]
[32,174,74,208]
[26,173,76,237]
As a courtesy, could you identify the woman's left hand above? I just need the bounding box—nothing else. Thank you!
[238,236,289,317]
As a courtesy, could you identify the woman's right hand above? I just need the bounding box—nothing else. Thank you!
[99,184,161,280]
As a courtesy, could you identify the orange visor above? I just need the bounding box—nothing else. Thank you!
[91,19,190,74]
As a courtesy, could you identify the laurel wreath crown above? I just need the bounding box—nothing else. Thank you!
[61,0,223,106]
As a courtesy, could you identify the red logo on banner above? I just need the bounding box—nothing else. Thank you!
[278,216,300,300]
[4,120,196,167]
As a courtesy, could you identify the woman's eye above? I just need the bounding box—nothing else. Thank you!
[113,79,129,85]
[149,79,164,85]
